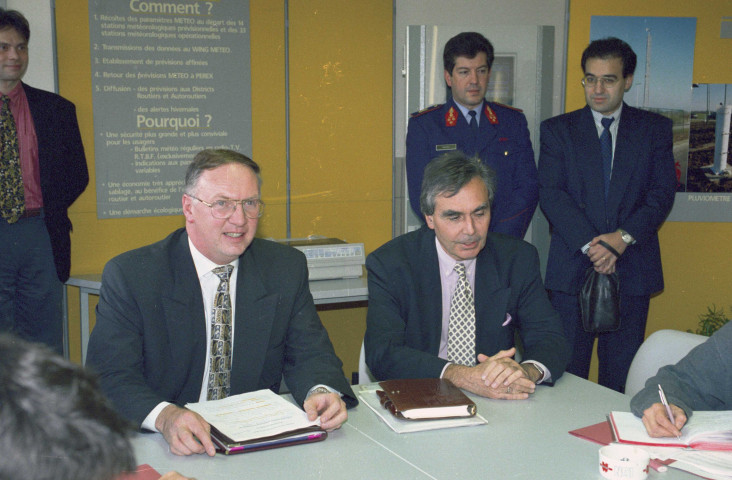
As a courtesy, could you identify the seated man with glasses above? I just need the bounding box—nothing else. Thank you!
[87,149,356,457]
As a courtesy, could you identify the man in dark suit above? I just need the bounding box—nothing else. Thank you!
[87,149,356,457]
[0,9,88,354]
[365,152,568,398]
[406,32,538,239]
[538,37,676,392]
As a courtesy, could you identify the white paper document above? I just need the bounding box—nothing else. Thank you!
[186,389,319,442]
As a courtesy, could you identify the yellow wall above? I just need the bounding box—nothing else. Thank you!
[53,0,732,376]
[55,0,393,372]
[567,0,732,381]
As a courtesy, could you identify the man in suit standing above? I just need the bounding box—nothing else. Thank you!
[406,32,538,239]
[365,152,568,398]
[87,149,356,457]
[538,37,676,392]
[0,9,88,354]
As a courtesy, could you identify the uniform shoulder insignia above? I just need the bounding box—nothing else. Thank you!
[410,104,443,117]
[491,101,524,113]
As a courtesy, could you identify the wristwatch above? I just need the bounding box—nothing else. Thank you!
[618,229,635,245]
[309,386,331,396]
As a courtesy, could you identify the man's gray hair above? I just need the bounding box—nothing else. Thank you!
[184,149,262,195]
[419,151,496,216]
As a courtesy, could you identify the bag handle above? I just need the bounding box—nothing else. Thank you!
[597,239,621,258]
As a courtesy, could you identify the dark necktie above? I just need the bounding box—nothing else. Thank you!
[447,263,476,367]
[600,117,614,199]
[468,110,478,130]
[0,95,25,223]
[207,265,234,400]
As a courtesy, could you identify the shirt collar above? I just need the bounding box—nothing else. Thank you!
[591,102,623,128]
[435,237,476,278]
[453,99,483,124]
[188,236,239,279]
[5,82,24,103]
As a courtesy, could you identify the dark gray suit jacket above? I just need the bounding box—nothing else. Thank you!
[87,229,356,426]
[25,82,88,282]
[364,226,569,382]
[538,104,676,296]
[630,322,732,419]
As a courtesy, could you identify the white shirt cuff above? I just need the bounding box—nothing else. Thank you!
[141,401,172,432]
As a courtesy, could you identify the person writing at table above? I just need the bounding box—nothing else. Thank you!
[630,322,732,438]
[87,149,356,457]
[365,151,569,398]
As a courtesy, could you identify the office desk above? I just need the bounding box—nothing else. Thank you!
[131,375,697,479]
[63,274,367,363]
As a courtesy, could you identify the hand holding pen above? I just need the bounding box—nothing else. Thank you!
[640,384,686,438]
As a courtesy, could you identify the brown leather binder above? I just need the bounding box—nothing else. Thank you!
[376,378,477,420]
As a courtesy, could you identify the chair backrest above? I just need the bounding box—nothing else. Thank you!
[357,340,377,385]
[624,329,707,397]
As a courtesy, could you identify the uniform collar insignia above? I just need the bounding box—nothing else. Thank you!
[485,104,498,125]
[445,107,458,127]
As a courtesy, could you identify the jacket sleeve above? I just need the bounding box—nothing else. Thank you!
[630,323,732,418]
[364,249,448,380]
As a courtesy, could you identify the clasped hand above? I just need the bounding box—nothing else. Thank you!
[587,231,627,274]
[445,347,536,399]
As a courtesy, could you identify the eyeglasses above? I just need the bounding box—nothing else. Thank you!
[187,194,265,219]
[581,76,619,88]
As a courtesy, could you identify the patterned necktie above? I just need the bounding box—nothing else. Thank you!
[0,95,25,223]
[600,117,614,199]
[468,110,478,130]
[207,265,234,400]
[448,263,476,366]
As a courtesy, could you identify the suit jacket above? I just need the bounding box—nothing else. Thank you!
[86,229,356,427]
[364,226,569,382]
[538,104,676,296]
[405,98,538,238]
[630,322,732,419]
[24,82,89,282]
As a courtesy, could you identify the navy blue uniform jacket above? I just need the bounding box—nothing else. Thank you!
[406,99,538,238]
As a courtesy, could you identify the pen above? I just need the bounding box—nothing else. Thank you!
[658,384,681,439]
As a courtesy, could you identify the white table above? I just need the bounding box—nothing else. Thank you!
[63,274,367,363]
[130,374,699,479]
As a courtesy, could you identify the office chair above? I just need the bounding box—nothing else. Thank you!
[624,329,707,397]
[357,341,377,385]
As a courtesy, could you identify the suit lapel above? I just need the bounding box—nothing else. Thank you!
[572,107,607,225]
[161,232,207,396]
[606,104,639,222]
[474,239,510,349]
[230,241,278,394]
[416,228,446,355]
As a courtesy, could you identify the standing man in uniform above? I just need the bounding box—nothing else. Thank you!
[538,37,676,392]
[0,9,88,354]
[406,31,538,239]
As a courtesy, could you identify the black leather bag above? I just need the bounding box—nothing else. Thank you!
[579,267,620,333]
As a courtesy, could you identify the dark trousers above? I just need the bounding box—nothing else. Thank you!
[0,214,63,354]
[550,290,649,393]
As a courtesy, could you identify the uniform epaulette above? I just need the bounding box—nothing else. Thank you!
[410,104,443,117]
[491,101,523,113]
